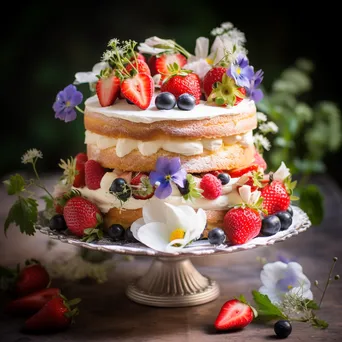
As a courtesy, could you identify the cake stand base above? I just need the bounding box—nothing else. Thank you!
[125,257,220,307]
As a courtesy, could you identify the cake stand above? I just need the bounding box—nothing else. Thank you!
[36,206,311,307]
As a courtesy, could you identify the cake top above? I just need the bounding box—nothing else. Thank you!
[52,22,264,123]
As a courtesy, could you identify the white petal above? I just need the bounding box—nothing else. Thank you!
[259,286,283,305]
[136,222,171,252]
[74,72,98,85]
[288,287,313,300]
[238,185,252,204]
[164,203,196,231]
[137,43,169,55]
[273,162,290,182]
[250,190,261,205]
[92,61,109,73]
[142,198,168,224]
[260,261,288,288]
[130,218,145,240]
[189,208,207,240]
[195,37,209,59]
[165,229,192,253]
[183,59,212,80]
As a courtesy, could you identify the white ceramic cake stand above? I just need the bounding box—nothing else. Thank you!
[36,206,311,308]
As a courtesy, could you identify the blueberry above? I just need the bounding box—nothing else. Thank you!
[208,228,226,244]
[108,224,125,241]
[276,211,293,230]
[217,173,230,185]
[125,227,138,242]
[177,179,190,196]
[261,215,281,236]
[49,214,67,232]
[109,178,132,201]
[155,92,176,110]
[126,98,134,105]
[287,206,293,217]
[177,93,196,111]
[274,320,292,338]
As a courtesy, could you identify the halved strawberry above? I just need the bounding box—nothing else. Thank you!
[73,152,88,188]
[96,75,121,107]
[228,164,259,178]
[131,173,155,200]
[203,66,227,99]
[125,59,151,76]
[84,159,106,190]
[155,53,187,79]
[235,87,246,105]
[121,73,154,110]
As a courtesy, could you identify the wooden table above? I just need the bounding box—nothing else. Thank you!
[0,173,341,341]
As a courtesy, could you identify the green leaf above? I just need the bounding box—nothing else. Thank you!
[3,174,26,195]
[311,317,329,329]
[303,299,320,310]
[41,195,54,210]
[182,174,201,201]
[4,197,38,236]
[298,185,324,225]
[252,290,287,320]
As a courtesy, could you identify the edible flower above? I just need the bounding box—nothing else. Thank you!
[258,261,313,304]
[226,54,254,87]
[53,84,83,123]
[245,69,264,102]
[130,199,206,253]
[74,62,108,85]
[149,157,187,199]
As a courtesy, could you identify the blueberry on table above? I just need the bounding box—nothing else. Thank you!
[208,228,226,244]
[49,214,67,232]
[276,211,293,231]
[274,320,292,338]
[155,92,176,110]
[109,178,132,201]
[261,215,281,236]
[108,224,125,241]
[177,93,196,110]
[217,173,230,185]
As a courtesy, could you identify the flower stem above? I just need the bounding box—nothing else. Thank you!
[76,106,84,114]
[319,257,338,308]
[32,158,54,200]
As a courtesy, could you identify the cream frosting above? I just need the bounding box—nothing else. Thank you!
[77,171,243,212]
[85,130,253,157]
[85,94,256,124]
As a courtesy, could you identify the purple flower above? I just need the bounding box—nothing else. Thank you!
[53,84,83,122]
[149,157,187,199]
[246,69,264,102]
[227,54,254,87]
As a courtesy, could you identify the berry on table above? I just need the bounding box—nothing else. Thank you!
[208,228,226,245]
[155,92,176,110]
[217,173,230,185]
[109,178,132,201]
[200,173,222,200]
[274,320,292,338]
[49,214,67,232]
[260,215,281,236]
[275,211,293,230]
[177,93,196,111]
[108,224,125,241]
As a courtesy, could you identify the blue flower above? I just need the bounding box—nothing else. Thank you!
[227,54,254,87]
[246,69,264,102]
[149,157,187,199]
[53,84,83,122]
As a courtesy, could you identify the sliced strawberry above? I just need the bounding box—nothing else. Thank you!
[96,75,121,107]
[125,59,151,76]
[228,164,259,178]
[214,299,254,331]
[155,53,187,79]
[84,159,106,190]
[147,55,158,76]
[73,152,88,188]
[235,87,246,105]
[203,66,227,99]
[132,52,146,62]
[121,73,154,110]
[131,173,155,200]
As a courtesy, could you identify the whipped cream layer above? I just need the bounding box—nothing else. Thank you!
[85,130,254,157]
[77,171,243,212]
[85,95,256,124]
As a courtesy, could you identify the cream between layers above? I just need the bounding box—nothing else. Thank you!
[85,130,254,157]
[76,171,243,212]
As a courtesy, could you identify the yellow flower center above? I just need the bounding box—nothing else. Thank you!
[236,67,241,75]
[165,175,171,181]
[169,228,185,242]
[287,284,293,290]
[65,100,71,107]
[206,58,214,65]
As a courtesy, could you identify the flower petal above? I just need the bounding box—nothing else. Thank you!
[155,157,171,175]
[64,109,77,123]
[171,168,187,188]
[63,84,78,99]
[273,162,290,182]
[168,157,182,175]
[142,198,168,224]
[74,72,98,85]
[260,261,288,289]
[155,181,172,199]
[92,61,108,73]
[130,217,145,240]
[195,37,209,59]
[258,285,283,305]
[149,171,164,185]
[70,90,83,107]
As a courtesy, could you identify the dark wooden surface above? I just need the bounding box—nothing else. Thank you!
[0,173,341,341]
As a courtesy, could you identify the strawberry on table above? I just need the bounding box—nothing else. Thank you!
[73,152,88,188]
[96,74,121,107]
[214,299,254,331]
[84,159,106,190]
[155,53,187,80]
[23,294,81,333]
[131,173,155,200]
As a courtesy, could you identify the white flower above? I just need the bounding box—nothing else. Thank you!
[52,182,72,198]
[259,261,313,304]
[273,162,291,182]
[74,62,109,85]
[253,133,271,151]
[259,122,279,134]
[138,36,175,55]
[152,74,162,88]
[257,112,268,122]
[221,22,234,30]
[21,149,43,164]
[238,185,261,205]
[131,198,206,253]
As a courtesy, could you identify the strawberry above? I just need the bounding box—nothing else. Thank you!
[73,152,88,188]
[23,295,81,333]
[84,159,106,190]
[15,261,50,297]
[125,59,151,76]
[228,164,259,178]
[254,150,267,170]
[147,55,158,76]
[96,75,121,107]
[260,181,290,215]
[131,52,146,62]
[223,207,262,245]
[235,87,246,105]
[214,299,254,331]
[6,288,61,315]
[53,195,65,215]
[63,196,103,237]
[121,73,154,110]
[161,72,201,104]
[203,66,227,98]
[131,173,155,200]
[155,53,187,80]
[199,173,222,200]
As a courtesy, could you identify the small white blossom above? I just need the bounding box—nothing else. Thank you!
[211,27,224,36]
[107,38,119,47]
[74,61,109,85]
[102,50,116,62]
[257,112,268,122]
[254,133,271,151]
[259,122,279,134]
[221,22,234,30]
[225,28,246,46]
[21,149,43,164]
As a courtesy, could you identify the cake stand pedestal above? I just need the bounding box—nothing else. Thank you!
[37,206,311,308]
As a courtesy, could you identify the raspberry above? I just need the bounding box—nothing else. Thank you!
[200,174,222,200]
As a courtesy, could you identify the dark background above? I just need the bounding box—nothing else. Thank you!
[1,1,341,186]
